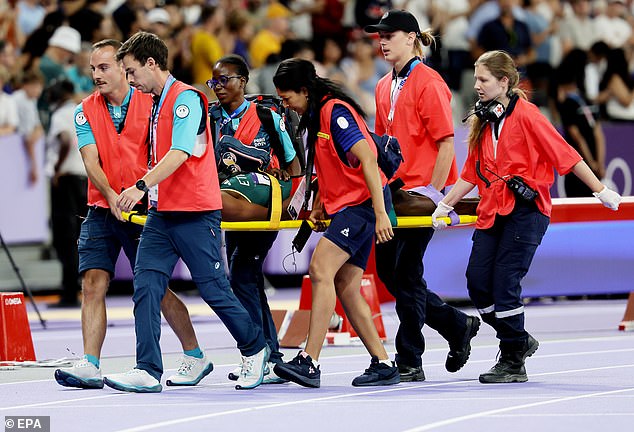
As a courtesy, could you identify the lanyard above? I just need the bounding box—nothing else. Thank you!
[388,59,421,123]
[219,99,249,133]
[149,74,176,166]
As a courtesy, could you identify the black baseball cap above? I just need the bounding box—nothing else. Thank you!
[364,10,421,34]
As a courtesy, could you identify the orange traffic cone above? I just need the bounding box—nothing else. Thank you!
[0,292,36,362]
[298,274,387,344]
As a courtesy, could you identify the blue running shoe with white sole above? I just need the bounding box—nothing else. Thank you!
[55,358,103,389]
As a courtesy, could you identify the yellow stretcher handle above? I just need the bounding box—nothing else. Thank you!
[122,211,476,230]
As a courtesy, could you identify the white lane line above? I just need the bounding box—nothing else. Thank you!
[2,343,632,387]
[0,393,127,411]
[112,363,634,432]
[401,387,634,432]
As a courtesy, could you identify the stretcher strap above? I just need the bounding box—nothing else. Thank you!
[266,172,282,230]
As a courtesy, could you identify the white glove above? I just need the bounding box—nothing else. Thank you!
[432,201,454,230]
[593,186,621,211]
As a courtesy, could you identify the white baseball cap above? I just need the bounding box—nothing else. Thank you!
[48,26,81,54]
[147,8,170,25]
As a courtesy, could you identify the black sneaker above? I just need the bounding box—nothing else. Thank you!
[273,351,321,388]
[446,315,481,373]
[352,356,400,387]
[397,364,426,382]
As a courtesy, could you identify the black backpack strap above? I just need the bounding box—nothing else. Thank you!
[256,104,288,169]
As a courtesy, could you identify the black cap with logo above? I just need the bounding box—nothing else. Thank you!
[364,10,421,35]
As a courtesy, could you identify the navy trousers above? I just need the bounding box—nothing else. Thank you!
[133,209,266,380]
[466,202,549,343]
[376,227,469,368]
[225,230,283,364]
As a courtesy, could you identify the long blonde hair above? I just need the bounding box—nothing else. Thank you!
[467,50,527,152]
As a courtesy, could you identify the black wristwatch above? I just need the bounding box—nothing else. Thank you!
[135,179,149,193]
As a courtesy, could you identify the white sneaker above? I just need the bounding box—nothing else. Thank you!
[166,354,214,386]
[262,361,289,384]
[54,358,103,389]
[104,368,162,393]
[235,346,269,390]
[228,365,241,381]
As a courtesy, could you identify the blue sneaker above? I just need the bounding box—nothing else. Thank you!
[104,369,162,393]
[54,358,103,389]
[166,353,214,386]
[273,351,321,388]
[352,356,400,387]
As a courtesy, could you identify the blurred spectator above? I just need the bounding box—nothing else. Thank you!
[191,4,225,87]
[67,42,96,94]
[594,0,632,49]
[340,33,390,128]
[559,0,599,55]
[16,0,47,38]
[355,0,393,28]
[476,0,535,70]
[313,37,346,83]
[0,40,20,91]
[249,2,291,68]
[0,65,19,136]
[428,0,471,91]
[585,41,610,102]
[253,38,315,95]
[596,48,634,121]
[39,25,81,86]
[288,0,314,40]
[310,0,348,45]
[221,9,255,66]
[11,69,45,185]
[68,0,107,42]
[38,25,81,130]
[44,79,88,308]
[144,8,181,71]
[20,10,67,71]
[524,0,558,106]
[466,0,526,61]
[556,53,606,197]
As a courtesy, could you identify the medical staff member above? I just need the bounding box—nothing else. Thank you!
[366,10,481,382]
[55,39,205,390]
[209,54,300,384]
[272,58,399,388]
[105,32,268,392]
[433,50,621,383]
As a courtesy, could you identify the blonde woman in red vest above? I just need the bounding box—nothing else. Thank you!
[272,58,400,388]
[433,50,621,383]
[107,32,269,392]
[54,39,205,391]
[366,10,481,383]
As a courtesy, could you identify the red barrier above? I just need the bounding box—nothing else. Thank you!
[0,292,36,362]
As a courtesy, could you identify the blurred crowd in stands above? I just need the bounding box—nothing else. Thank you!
[3,0,634,153]
[1,0,631,301]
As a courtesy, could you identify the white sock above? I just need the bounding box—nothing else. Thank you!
[379,358,392,367]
